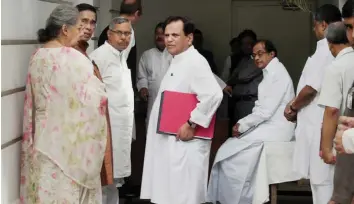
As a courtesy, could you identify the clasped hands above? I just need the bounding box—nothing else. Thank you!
[284,100,297,122]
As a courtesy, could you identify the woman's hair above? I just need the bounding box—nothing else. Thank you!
[37,5,79,43]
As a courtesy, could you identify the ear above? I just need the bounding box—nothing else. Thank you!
[321,21,328,31]
[62,24,69,36]
[187,33,193,46]
[270,51,275,58]
[107,29,111,38]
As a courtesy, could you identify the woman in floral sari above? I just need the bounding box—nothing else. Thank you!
[20,5,108,203]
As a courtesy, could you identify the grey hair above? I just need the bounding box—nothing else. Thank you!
[108,17,131,30]
[37,4,79,43]
[325,22,349,45]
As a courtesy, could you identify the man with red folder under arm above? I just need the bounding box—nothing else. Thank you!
[140,16,223,204]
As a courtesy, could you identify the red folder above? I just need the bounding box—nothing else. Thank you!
[157,90,216,140]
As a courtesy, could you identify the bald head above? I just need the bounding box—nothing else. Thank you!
[326,22,349,44]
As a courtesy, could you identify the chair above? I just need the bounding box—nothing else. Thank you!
[252,141,302,204]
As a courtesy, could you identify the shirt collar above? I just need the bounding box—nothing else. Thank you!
[172,45,195,62]
[317,38,328,48]
[336,47,354,59]
[104,41,123,58]
[262,57,279,75]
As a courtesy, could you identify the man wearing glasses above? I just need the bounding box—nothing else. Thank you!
[208,40,295,204]
[90,17,135,204]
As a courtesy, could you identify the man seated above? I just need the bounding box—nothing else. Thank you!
[208,40,296,204]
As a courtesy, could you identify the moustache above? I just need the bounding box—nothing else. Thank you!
[156,38,164,42]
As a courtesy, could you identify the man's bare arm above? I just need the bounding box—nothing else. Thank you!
[291,85,317,111]
[321,107,340,152]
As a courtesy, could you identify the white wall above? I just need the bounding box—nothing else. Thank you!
[1,1,93,203]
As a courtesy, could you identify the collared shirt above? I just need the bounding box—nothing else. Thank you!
[318,47,354,113]
[238,57,295,133]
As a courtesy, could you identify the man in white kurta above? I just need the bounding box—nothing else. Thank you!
[90,17,135,204]
[140,16,223,204]
[284,5,341,203]
[208,40,295,204]
[136,22,170,124]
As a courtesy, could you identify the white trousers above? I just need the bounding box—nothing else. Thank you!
[102,184,119,204]
[310,183,333,204]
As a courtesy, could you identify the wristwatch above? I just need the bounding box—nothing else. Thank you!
[187,120,197,129]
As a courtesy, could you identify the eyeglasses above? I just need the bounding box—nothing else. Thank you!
[251,51,267,59]
[110,29,132,37]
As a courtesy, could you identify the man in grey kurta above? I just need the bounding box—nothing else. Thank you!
[224,30,263,134]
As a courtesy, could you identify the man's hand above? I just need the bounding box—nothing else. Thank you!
[232,123,240,137]
[177,122,195,141]
[333,116,354,154]
[334,129,345,154]
[284,101,297,122]
[223,86,232,96]
[320,149,336,164]
[139,88,149,101]
[339,116,354,128]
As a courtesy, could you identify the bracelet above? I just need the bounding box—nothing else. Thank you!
[290,103,297,112]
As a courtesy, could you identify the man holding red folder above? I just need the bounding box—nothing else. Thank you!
[140,16,223,204]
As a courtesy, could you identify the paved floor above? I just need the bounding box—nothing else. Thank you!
[119,182,314,204]
[119,195,313,204]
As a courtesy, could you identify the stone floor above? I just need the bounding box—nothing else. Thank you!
[119,181,314,204]
[119,196,313,204]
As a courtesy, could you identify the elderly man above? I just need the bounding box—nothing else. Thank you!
[317,21,354,204]
[284,4,341,204]
[136,22,169,124]
[208,40,295,204]
[140,16,223,204]
[73,3,113,188]
[90,17,135,204]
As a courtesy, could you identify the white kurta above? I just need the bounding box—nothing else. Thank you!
[136,47,171,123]
[208,58,296,204]
[90,35,135,179]
[293,39,335,186]
[140,46,223,204]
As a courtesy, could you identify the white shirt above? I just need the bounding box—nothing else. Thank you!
[136,48,165,91]
[318,47,354,113]
[238,57,295,133]
[221,55,231,81]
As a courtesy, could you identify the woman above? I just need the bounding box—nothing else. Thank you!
[20,5,108,203]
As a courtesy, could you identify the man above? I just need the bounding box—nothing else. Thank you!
[140,16,223,204]
[98,0,142,88]
[208,40,295,204]
[342,0,354,45]
[221,37,241,81]
[193,29,218,74]
[74,3,114,187]
[136,22,170,124]
[317,22,354,204]
[90,17,135,204]
[224,30,263,136]
[284,4,341,204]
